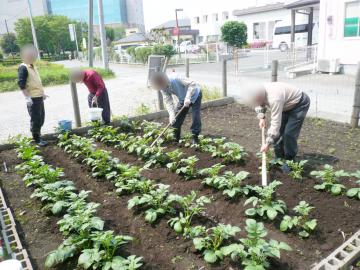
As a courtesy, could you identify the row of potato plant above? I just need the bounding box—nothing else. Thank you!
[88,124,318,239]
[14,137,142,270]
[58,132,293,269]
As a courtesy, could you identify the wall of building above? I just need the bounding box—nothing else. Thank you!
[0,0,48,34]
[318,0,360,68]
[126,0,145,32]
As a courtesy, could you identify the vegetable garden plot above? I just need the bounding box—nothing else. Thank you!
[0,103,359,270]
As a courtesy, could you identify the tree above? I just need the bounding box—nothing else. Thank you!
[0,33,20,55]
[113,26,126,40]
[105,27,115,42]
[221,21,247,74]
[221,21,247,48]
[14,15,83,55]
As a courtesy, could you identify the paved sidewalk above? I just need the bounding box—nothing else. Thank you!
[0,59,356,142]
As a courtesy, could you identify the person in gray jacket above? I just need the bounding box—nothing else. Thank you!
[150,72,202,144]
[250,82,310,170]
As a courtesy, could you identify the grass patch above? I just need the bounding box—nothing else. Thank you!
[0,61,115,93]
[201,85,222,101]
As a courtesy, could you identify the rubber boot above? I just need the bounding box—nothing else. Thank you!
[174,128,181,143]
[192,134,200,145]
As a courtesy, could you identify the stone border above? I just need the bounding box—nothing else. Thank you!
[0,97,234,151]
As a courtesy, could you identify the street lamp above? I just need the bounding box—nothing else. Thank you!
[175,8,183,54]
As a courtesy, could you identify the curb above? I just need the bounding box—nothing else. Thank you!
[0,188,33,270]
[0,97,235,151]
[311,230,360,270]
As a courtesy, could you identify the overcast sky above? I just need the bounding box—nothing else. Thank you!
[143,0,269,30]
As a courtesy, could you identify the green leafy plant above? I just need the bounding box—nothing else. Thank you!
[193,224,241,263]
[311,165,349,195]
[245,181,286,220]
[176,156,199,180]
[128,184,176,223]
[223,219,292,269]
[199,163,225,184]
[168,191,211,238]
[166,149,184,172]
[78,230,142,270]
[347,171,360,199]
[280,201,317,238]
[212,142,247,163]
[286,160,308,180]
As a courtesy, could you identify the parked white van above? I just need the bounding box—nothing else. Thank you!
[272,20,318,51]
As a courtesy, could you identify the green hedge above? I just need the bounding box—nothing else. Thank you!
[0,61,115,93]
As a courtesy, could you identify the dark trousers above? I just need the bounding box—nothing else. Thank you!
[274,93,310,160]
[88,90,111,124]
[172,92,202,140]
[27,97,45,143]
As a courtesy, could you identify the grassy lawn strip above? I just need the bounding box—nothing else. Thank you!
[0,61,115,93]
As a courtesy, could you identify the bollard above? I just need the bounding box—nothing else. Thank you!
[271,60,278,82]
[351,62,360,128]
[222,59,227,97]
[70,82,82,127]
[185,58,190,78]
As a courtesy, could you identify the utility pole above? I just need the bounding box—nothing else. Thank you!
[4,19,9,34]
[73,24,79,59]
[351,62,360,128]
[88,0,94,67]
[27,0,40,59]
[97,0,109,70]
[175,8,183,55]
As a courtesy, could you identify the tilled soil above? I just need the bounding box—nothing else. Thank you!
[0,150,67,270]
[0,103,359,270]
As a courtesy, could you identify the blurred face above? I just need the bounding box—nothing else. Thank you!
[151,76,168,91]
[71,71,84,83]
[21,47,38,64]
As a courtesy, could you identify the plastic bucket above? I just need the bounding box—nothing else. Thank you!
[89,107,103,121]
[58,120,72,131]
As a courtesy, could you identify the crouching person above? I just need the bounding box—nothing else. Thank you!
[150,72,202,144]
[70,69,111,124]
[250,82,310,171]
[18,45,48,146]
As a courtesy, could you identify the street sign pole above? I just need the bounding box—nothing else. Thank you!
[88,0,94,67]
[27,0,40,59]
[97,0,109,70]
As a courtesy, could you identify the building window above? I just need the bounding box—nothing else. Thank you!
[213,13,218,22]
[194,16,200,24]
[253,22,266,40]
[202,15,208,23]
[222,11,229,20]
[344,0,360,37]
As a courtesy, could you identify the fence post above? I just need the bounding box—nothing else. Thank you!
[70,82,82,127]
[185,58,190,78]
[222,59,227,97]
[351,62,360,128]
[271,60,278,82]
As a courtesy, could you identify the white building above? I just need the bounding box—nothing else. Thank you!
[0,0,48,35]
[318,0,360,74]
[126,0,145,32]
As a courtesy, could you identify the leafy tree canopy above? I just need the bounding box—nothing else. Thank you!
[0,33,20,54]
[15,15,85,55]
[221,21,247,48]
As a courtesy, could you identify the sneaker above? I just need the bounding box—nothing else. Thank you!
[37,140,48,147]
[280,163,291,174]
[192,136,200,145]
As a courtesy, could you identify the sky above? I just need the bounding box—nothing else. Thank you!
[142,0,271,30]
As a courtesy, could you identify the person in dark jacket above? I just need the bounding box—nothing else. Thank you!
[17,45,48,146]
[70,69,111,124]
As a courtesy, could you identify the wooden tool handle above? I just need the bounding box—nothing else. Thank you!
[261,126,268,186]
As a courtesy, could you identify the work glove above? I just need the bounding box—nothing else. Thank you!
[184,98,191,107]
[25,97,33,106]
[169,115,176,125]
[92,96,98,106]
[43,94,49,100]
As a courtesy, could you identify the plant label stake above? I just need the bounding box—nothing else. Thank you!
[261,127,268,186]
[150,106,187,148]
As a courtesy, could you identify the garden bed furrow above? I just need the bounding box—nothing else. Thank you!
[0,150,68,270]
[96,136,360,270]
[40,145,215,270]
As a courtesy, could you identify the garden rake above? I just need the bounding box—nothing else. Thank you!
[261,126,268,186]
[150,106,187,148]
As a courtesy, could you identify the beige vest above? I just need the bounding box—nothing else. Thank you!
[21,63,44,98]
